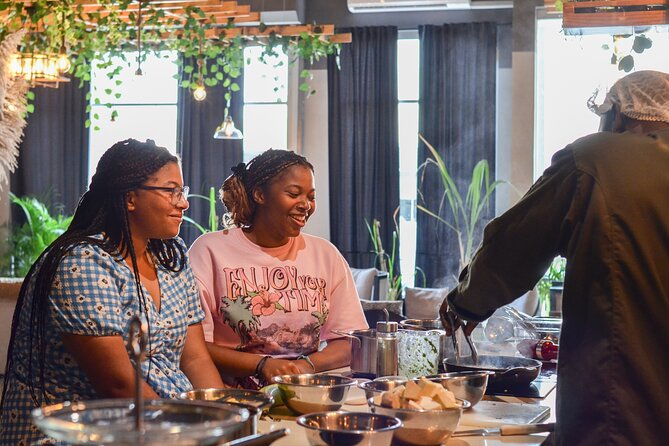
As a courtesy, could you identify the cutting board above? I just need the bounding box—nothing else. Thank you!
[459,400,550,428]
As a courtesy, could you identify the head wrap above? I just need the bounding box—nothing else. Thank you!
[590,70,669,123]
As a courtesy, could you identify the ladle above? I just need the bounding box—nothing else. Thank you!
[128,315,149,433]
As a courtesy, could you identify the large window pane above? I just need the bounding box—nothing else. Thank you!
[398,38,420,288]
[242,104,288,162]
[398,39,419,102]
[90,51,178,104]
[535,18,669,179]
[88,106,178,182]
[243,46,288,103]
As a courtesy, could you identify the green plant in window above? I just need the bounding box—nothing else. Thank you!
[536,256,566,314]
[182,186,222,234]
[365,217,402,301]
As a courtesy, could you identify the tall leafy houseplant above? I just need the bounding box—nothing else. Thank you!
[3,193,73,277]
[365,217,401,300]
[182,186,220,235]
[417,134,503,276]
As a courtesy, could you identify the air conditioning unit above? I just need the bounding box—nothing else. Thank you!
[347,0,512,13]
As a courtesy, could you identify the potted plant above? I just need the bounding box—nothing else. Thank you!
[365,217,402,301]
[536,256,566,317]
[1,193,73,278]
[417,134,503,283]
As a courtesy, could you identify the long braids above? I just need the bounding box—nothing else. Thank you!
[1,139,185,408]
[221,149,314,227]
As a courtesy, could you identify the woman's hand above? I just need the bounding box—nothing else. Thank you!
[261,358,312,381]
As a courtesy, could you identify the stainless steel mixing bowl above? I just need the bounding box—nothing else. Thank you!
[297,411,401,446]
[272,374,357,415]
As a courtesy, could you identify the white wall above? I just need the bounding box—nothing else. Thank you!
[300,68,331,240]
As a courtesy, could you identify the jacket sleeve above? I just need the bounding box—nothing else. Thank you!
[447,146,582,321]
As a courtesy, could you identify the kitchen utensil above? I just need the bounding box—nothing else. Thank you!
[32,398,249,445]
[464,330,479,364]
[297,411,401,446]
[443,355,542,387]
[368,395,470,446]
[421,371,494,407]
[452,422,555,437]
[272,374,357,415]
[223,428,290,446]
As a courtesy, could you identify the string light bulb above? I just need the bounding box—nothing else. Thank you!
[57,52,71,72]
[193,82,207,101]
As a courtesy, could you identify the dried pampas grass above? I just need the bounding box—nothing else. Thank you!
[0,30,29,186]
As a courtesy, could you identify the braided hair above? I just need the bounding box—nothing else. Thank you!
[221,149,314,227]
[1,139,186,408]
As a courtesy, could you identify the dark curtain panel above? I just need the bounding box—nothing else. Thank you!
[327,26,399,269]
[10,81,90,216]
[416,23,497,288]
[177,58,244,246]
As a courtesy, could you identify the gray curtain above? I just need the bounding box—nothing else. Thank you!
[416,23,497,288]
[327,26,400,269]
[177,57,244,246]
[10,81,90,216]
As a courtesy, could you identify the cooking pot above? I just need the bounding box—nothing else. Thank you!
[443,355,542,387]
[334,328,378,377]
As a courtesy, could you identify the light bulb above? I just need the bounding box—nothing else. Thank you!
[193,84,207,101]
[57,54,71,72]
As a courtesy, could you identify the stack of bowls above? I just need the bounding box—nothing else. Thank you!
[368,395,470,446]
[273,374,357,415]
[297,411,401,446]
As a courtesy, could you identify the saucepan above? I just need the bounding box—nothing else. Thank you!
[443,355,542,387]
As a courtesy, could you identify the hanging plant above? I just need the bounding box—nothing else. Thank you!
[0,0,345,125]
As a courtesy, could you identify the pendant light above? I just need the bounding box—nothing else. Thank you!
[213,115,243,140]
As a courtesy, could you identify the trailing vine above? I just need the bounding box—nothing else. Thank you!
[0,0,342,126]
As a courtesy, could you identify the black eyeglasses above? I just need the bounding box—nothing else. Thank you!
[137,185,189,205]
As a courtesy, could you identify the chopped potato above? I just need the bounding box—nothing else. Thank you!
[379,378,459,410]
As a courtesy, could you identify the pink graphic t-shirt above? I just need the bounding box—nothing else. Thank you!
[189,228,368,357]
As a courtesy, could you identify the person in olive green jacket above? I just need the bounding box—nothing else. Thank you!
[441,70,669,446]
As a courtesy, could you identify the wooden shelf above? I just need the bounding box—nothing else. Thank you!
[563,0,669,29]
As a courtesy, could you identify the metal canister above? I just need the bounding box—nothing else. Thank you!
[376,320,399,377]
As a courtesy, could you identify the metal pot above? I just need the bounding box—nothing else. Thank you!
[334,328,378,377]
[442,355,542,387]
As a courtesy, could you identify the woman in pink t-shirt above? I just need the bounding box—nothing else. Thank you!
[189,149,368,388]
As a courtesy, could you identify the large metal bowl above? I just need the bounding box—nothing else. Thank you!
[421,371,494,407]
[297,411,401,446]
[179,388,274,437]
[358,378,408,401]
[273,374,357,415]
[32,398,249,445]
[368,395,470,446]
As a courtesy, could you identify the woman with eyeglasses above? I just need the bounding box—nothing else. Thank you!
[188,149,367,388]
[0,139,224,444]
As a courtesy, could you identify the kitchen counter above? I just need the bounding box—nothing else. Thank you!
[257,374,556,446]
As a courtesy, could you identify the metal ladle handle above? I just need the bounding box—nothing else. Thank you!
[128,315,148,433]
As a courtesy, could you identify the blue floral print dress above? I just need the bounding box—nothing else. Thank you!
[0,237,204,445]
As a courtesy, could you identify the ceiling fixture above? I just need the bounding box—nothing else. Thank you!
[214,116,244,140]
[10,53,69,87]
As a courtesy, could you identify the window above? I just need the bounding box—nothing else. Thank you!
[242,46,289,162]
[535,16,669,179]
[88,51,179,182]
[397,36,420,288]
